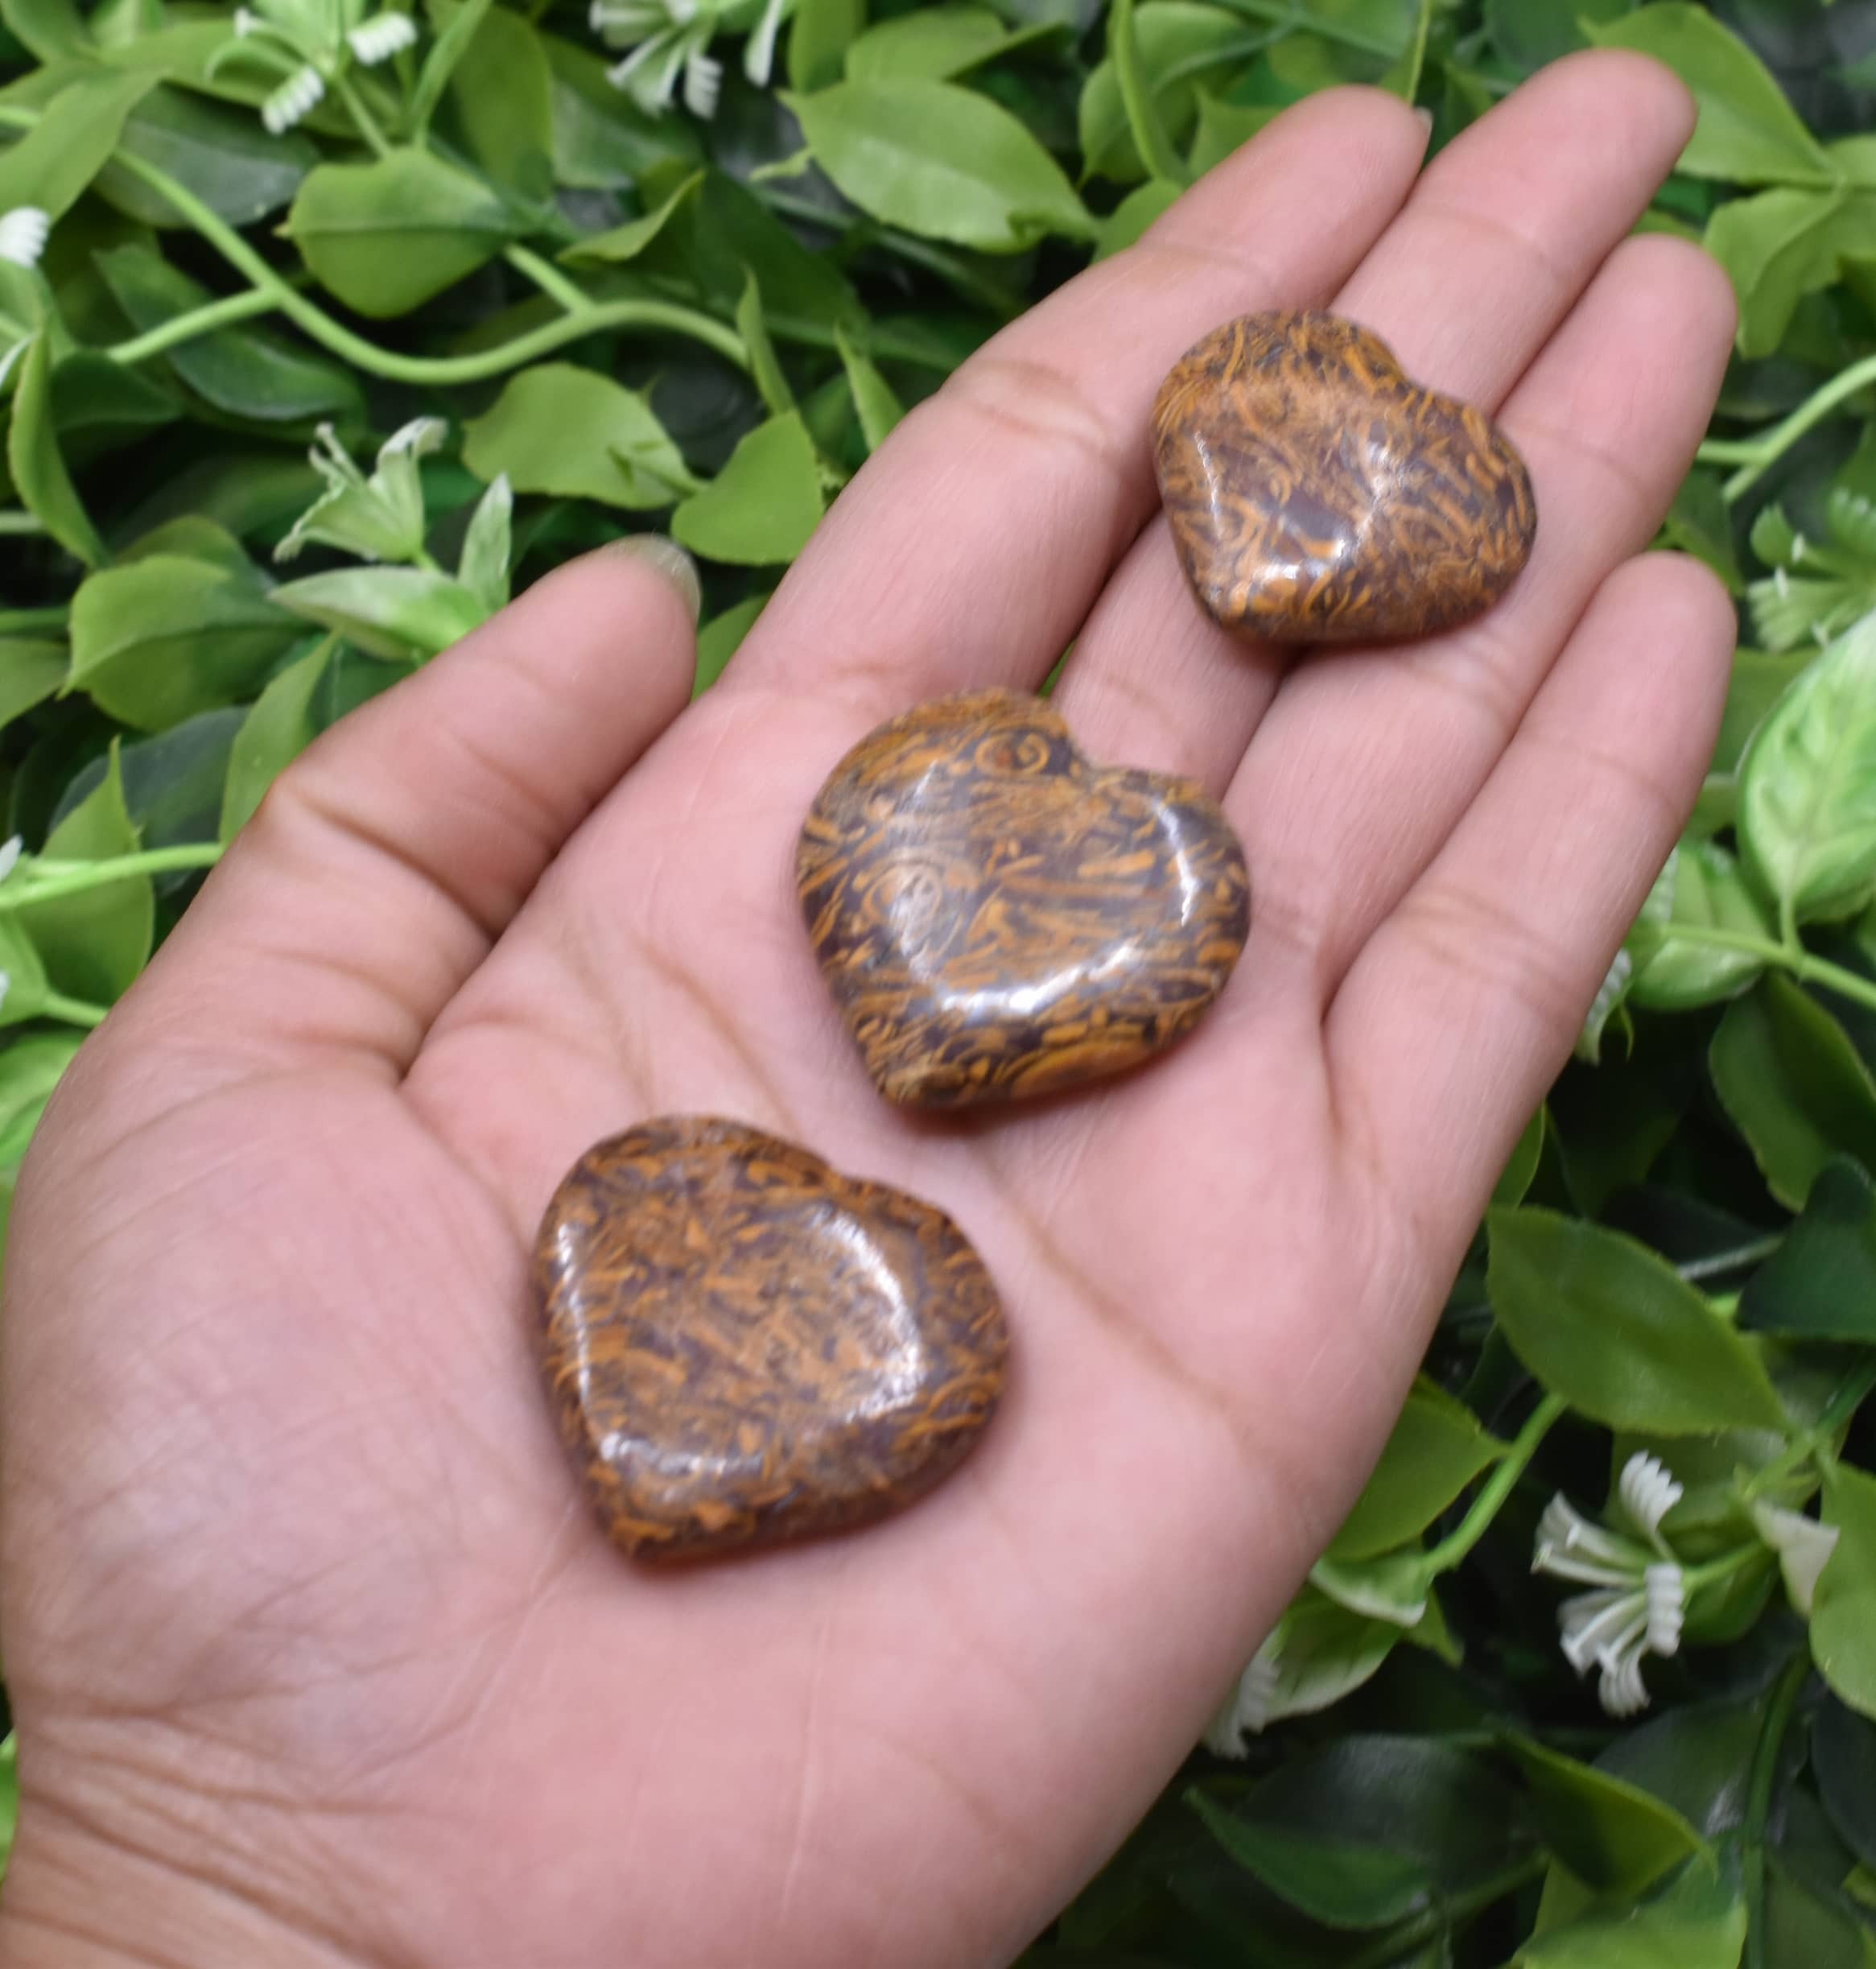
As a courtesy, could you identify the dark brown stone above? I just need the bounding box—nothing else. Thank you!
[798,689,1249,1106]
[1152,310,1537,645]
[533,1117,1007,1560]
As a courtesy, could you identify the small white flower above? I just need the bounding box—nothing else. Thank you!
[234,6,262,31]
[0,836,23,884]
[1536,1458,1686,1719]
[276,419,443,565]
[1618,1451,1684,1547]
[262,64,325,134]
[0,208,50,270]
[1792,532,1809,563]
[1775,565,1791,601]
[348,12,417,64]
[1752,1500,1841,1617]
[682,47,722,117]
[1203,1640,1280,1758]
[743,0,787,83]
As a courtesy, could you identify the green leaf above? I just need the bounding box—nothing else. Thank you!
[0,70,154,220]
[68,545,301,732]
[1326,1380,1505,1562]
[693,593,767,696]
[1816,1461,1876,1719]
[1254,1589,1405,1722]
[846,7,1056,81]
[93,246,362,425]
[1738,613,1876,926]
[17,745,151,1005]
[8,334,105,569]
[1486,1208,1788,1432]
[541,31,703,191]
[0,1036,84,1171]
[1078,2,1248,184]
[1185,1790,1433,1930]
[0,638,67,729]
[456,476,512,617]
[439,0,554,198]
[1662,467,1744,594]
[1814,1695,1876,1872]
[1741,1159,1876,1342]
[790,0,865,89]
[1711,976,1876,1211]
[1717,649,1812,776]
[1516,1856,1746,1968]
[0,909,52,1030]
[785,79,1094,252]
[736,269,796,419]
[1486,0,1631,72]
[1703,184,1876,361]
[1630,840,1774,1009]
[1499,1733,1709,1897]
[462,365,699,510]
[0,0,86,60]
[413,0,493,137]
[1495,1104,1548,1208]
[835,324,904,453]
[96,83,315,229]
[283,149,518,318]
[1585,5,1833,186]
[673,412,826,565]
[1092,177,1180,259]
[219,638,334,841]
[1186,93,1279,178]
[268,568,489,664]
[560,169,703,264]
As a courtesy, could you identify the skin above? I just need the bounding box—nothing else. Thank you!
[0,53,1738,1969]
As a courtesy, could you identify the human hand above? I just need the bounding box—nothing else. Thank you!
[0,52,1736,1969]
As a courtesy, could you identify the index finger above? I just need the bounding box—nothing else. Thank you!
[726,87,1429,717]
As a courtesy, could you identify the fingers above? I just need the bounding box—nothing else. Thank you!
[727,87,1428,716]
[122,545,699,1079]
[1324,552,1734,1244]
[1227,231,1736,993]
[1053,49,1699,792]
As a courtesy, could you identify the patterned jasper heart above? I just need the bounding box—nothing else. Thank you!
[534,1117,1007,1560]
[1152,310,1537,644]
[798,690,1250,1105]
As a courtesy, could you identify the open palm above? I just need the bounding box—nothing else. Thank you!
[0,56,1738,1969]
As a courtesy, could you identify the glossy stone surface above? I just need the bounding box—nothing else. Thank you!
[533,1117,1007,1560]
[798,689,1249,1106]
[1152,310,1537,645]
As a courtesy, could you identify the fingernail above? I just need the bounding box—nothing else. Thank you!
[608,535,702,626]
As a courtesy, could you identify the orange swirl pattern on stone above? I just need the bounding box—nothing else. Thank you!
[1152,310,1537,645]
[533,1117,1007,1560]
[798,689,1250,1106]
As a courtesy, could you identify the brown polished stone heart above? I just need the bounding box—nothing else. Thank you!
[798,689,1250,1106]
[1152,310,1537,645]
[533,1117,1007,1561]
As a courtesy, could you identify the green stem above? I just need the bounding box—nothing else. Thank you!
[1742,1364,1876,1501]
[105,286,279,365]
[1646,922,1876,1014]
[0,511,47,536]
[1218,0,1400,58]
[503,241,594,316]
[0,608,66,634]
[2,844,225,909]
[0,107,748,383]
[40,990,108,1030]
[1699,349,1876,503]
[1425,1393,1568,1576]
[1679,1233,1786,1284]
[332,68,394,157]
[1395,0,1433,101]
[1743,1652,1810,1969]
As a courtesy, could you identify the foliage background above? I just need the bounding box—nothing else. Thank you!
[3,0,1876,1963]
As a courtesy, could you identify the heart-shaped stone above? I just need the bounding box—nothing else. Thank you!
[1152,310,1537,645]
[533,1117,1007,1560]
[798,689,1250,1105]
